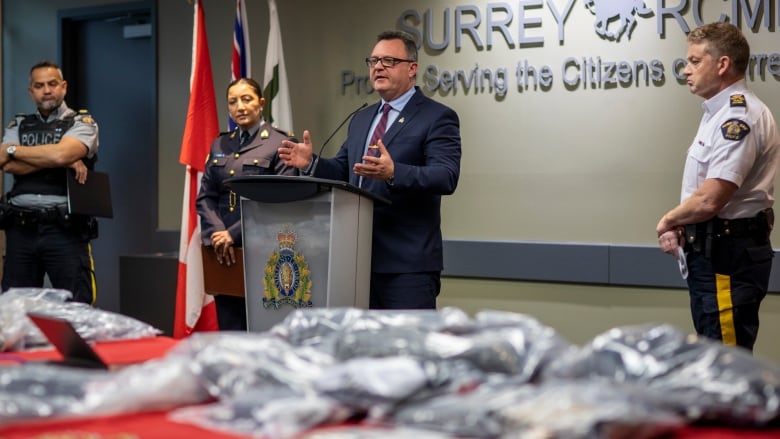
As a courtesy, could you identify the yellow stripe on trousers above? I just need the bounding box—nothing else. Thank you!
[715,273,736,346]
[88,242,97,305]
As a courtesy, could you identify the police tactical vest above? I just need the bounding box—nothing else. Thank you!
[9,113,95,198]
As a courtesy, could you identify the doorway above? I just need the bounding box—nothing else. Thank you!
[59,1,156,311]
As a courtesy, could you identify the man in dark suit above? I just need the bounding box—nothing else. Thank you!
[279,30,462,309]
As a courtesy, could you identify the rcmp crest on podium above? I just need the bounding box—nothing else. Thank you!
[262,225,313,309]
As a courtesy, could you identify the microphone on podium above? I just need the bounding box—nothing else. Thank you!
[310,102,368,175]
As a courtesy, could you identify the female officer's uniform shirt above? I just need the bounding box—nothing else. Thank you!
[196,120,297,246]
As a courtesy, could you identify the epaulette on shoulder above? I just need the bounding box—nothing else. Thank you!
[75,109,96,125]
[6,113,30,128]
[730,94,747,108]
[273,127,295,138]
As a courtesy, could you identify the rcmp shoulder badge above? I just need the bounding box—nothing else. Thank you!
[721,118,750,141]
[262,226,313,310]
[729,94,746,108]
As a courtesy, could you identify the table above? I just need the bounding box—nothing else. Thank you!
[0,336,179,367]
[2,337,780,438]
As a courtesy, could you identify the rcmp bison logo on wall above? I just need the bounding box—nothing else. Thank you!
[585,0,652,41]
[263,226,313,309]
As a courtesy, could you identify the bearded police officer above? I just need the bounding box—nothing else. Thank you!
[0,61,100,304]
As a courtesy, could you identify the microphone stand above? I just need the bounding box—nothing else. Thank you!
[310,102,368,175]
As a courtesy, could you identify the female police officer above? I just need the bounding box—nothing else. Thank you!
[196,78,297,330]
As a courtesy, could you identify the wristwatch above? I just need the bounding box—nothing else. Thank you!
[6,144,16,158]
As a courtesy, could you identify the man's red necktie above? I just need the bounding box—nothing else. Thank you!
[368,103,392,150]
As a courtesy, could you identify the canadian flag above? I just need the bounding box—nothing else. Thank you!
[173,0,219,338]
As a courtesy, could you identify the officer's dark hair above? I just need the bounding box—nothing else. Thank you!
[377,30,418,62]
[687,22,750,75]
[226,77,263,99]
[29,60,64,84]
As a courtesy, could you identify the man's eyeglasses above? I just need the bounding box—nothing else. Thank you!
[365,56,416,68]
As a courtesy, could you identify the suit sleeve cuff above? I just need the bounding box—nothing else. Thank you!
[304,156,318,175]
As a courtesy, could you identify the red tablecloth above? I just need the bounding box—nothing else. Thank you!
[5,336,180,366]
[0,408,244,439]
[674,426,780,438]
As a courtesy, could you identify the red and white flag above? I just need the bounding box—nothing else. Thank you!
[174,0,220,338]
[229,0,251,131]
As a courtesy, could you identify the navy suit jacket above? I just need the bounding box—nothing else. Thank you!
[314,87,461,273]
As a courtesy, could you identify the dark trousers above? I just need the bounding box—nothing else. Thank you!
[214,294,247,331]
[2,222,96,304]
[685,235,772,351]
[369,272,441,309]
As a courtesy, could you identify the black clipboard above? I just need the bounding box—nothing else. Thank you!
[26,312,108,370]
[66,168,114,218]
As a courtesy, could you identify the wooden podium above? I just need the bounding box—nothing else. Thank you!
[225,175,388,332]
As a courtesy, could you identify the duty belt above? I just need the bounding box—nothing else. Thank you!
[6,204,68,226]
[684,208,774,258]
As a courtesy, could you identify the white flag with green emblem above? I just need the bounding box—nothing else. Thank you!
[263,0,293,132]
